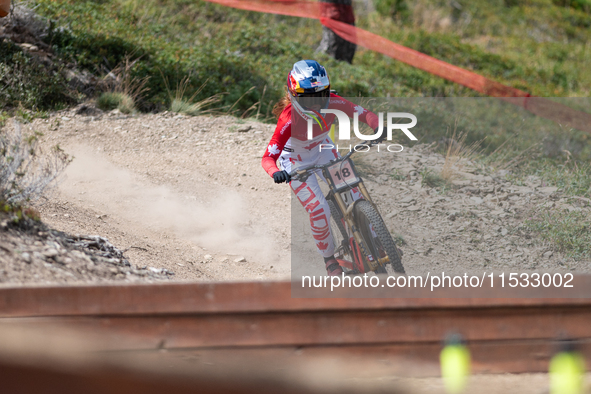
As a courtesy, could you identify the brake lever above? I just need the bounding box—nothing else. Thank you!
[291,170,310,183]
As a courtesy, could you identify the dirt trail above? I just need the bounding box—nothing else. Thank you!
[27,108,291,283]
[357,144,591,275]
[4,105,588,284]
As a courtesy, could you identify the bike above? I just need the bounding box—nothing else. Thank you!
[290,140,405,275]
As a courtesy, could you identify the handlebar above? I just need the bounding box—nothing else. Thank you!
[288,139,380,182]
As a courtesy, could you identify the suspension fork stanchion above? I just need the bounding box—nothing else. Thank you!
[357,181,374,204]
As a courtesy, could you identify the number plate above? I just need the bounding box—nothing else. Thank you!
[327,160,359,190]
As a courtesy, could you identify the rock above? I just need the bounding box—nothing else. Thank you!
[538,187,558,195]
[508,186,534,195]
[452,180,472,186]
[399,196,415,204]
[543,250,554,259]
[43,249,59,258]
[447,210,459,221]
[501,228,508,236]
[494,193,509,201]
[234,257,246,263]
[203,254,213,263]
[376,174,389,184]
[469,197,484,205]
[460,186,479,194]
[75,104,103,116]
[63,69,97,93]
[237,126,252,132]
[406,206,421,211]
[21,253,31,263]
[385,211,398,219]
[18,43,39,51]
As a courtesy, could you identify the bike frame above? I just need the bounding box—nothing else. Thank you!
[290,142,390,274]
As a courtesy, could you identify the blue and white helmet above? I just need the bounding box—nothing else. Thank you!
[287,60,331,114]
[287,60,331,96]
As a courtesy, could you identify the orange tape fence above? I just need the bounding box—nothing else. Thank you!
[203,0,591,133]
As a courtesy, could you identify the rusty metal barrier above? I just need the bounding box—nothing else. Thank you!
[1,280,590,375]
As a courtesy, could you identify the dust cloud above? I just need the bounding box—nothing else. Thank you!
[58,146,278,264]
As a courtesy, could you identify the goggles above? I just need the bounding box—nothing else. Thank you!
[295,88,330,109]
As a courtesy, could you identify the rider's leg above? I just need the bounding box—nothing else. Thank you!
[290,173,342,275]
[290,174,335,259]
[284,138,346,275]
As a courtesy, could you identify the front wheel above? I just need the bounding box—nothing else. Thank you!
[327,200,355,271]
[354,200,405,274]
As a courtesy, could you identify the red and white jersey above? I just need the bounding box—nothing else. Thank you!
[261,94,379,177]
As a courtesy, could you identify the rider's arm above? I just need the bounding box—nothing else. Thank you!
[330,94,380,130]
[261,111,292,178]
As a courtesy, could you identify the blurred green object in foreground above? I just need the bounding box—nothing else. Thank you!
[549,343,586,394]
[440,334,471,394]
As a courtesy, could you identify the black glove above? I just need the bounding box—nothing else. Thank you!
[374,127,387,143]
[273,170,291,184]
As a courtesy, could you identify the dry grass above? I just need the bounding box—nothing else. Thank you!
[0,120,71,207]
[99,57,149,114]
[441,124,482,182]
[97,92,135,114]
[165,75,221,116]
[485,139,542,173]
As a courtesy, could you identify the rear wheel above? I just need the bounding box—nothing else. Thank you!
[354,200,405,274]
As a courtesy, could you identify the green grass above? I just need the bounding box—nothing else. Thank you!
[392,233,407,246]
[525,210,591,259]
[0,39,73,111]
[391,169,407,181]
[420,167,448,188]
[509,158,591,198]
[30,0,591,116]
[97,92,135,114]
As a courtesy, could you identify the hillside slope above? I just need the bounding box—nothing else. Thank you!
[1,106,587,285]
[28,0,591,116]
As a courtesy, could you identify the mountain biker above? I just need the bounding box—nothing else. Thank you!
[262,59,384,276]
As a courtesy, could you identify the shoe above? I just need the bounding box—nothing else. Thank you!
[325,258,343,276]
